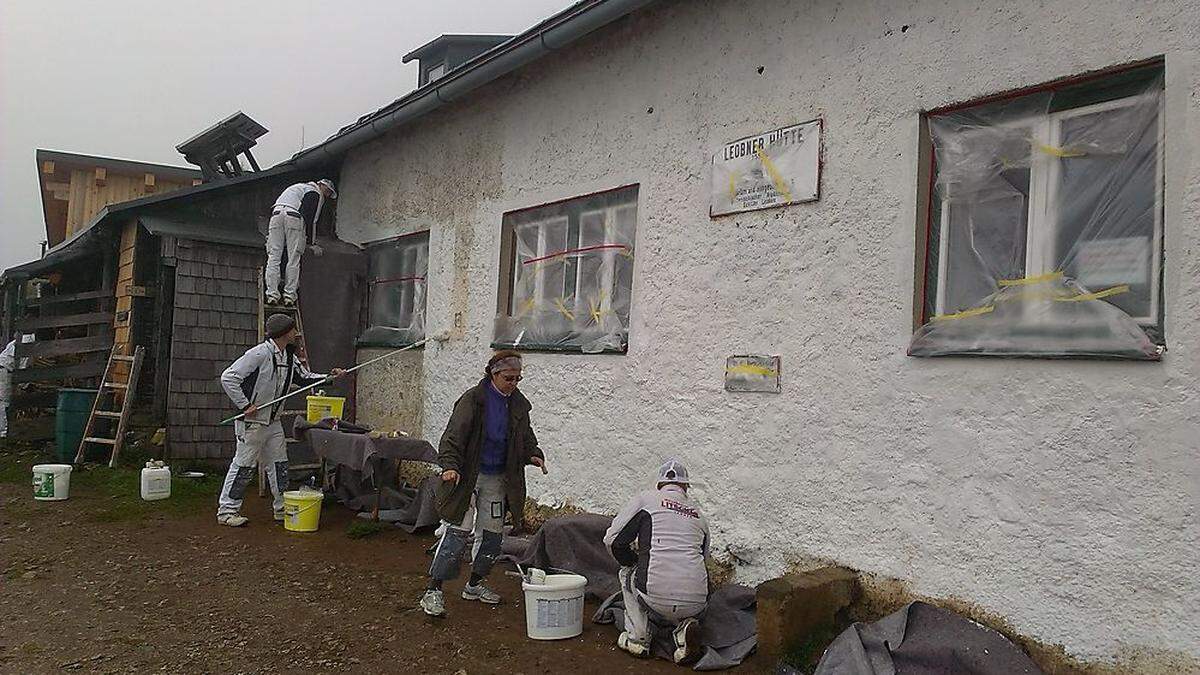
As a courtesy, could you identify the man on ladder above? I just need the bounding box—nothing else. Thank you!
[265,178,336,306]
[0,332,16,439]
[216,313,345,527]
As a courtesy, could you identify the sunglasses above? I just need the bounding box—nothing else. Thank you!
[498,373,523,383]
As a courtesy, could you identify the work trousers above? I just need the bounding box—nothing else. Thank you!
[619,566,707,644]
[429,473,507,581]
[0,370,9,438]
[265,211,305,302]
[217,420,288,516]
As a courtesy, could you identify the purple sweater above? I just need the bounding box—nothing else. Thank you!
[480,382,510,474]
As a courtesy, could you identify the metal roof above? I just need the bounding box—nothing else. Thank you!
[401,34,515,63]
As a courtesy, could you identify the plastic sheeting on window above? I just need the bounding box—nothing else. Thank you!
[910,68,1164,359]
[360,235,428,347]
[494,190,637,353]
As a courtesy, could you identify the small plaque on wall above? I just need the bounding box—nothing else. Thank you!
[725,355,781,393]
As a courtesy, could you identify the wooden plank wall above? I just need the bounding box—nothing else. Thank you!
[165,240,263,461]
[113,221,137,356]
[63,170,191,240]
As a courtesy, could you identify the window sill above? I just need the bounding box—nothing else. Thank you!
[907,347,1163,361]
[489,341,627,355]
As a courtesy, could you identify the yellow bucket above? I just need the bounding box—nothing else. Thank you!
[282,490,324,532]
[306,395,346,423]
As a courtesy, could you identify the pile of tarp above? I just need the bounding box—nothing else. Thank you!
[503,514,757,671]
[813,601,1043,674]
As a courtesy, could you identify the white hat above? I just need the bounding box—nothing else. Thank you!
[657,459,690,485]
[316,178,337,198]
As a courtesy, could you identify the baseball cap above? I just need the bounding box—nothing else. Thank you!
[657,459,690,485]
[317,178,337,198]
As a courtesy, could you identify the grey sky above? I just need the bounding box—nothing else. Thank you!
[0,0,570,271]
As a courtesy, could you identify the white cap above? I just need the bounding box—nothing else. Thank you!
[657,459,690,485]
[317,178,337,198]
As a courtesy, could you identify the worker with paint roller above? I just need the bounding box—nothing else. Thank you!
[265,178,336,306]
[604,459,709,664]
[420,350,548,617]
[216,313,345,527]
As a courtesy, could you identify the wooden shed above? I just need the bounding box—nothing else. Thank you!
[2,165,358,464]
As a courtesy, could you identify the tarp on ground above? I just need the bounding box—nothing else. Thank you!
[504,514,757,671]
[814,601,1043,675]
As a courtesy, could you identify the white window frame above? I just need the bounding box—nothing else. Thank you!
[366,233,429,337]
[934,91,1164,324]
[513,215,570,309]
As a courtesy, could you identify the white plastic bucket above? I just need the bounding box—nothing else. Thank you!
[32,464,73,501]
[522,572,588,640]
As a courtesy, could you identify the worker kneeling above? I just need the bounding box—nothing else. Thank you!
[604,460,709,665]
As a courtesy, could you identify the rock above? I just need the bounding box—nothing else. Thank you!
[21,571,37,580]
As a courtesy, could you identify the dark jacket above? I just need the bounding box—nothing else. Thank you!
[434,379,544,530]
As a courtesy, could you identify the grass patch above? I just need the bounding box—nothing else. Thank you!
[779,624,840,674]
[0,439,219,523]
[346,519,391,539]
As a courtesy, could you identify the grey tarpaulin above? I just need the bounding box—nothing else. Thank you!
[814,601,1043,675]
[297,236,367,418]
[593,585,758,671]
[503,514,757,671]
[293,418,441,532]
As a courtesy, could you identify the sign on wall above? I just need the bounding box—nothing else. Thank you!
[710,120,821,217]
[725,355,781,393]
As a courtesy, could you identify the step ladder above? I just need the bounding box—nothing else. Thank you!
[257,298,323,495]
[74,346,145,468]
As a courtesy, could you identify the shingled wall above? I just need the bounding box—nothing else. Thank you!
[166,239,262,461]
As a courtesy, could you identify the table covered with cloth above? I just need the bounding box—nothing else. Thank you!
[293,417,441,532]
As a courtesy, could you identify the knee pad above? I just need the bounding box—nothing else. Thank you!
[471,530,503,578]
[273,461,289,491]
[228,465,256,500]
[429,527,469,581]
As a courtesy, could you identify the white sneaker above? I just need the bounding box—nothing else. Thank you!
[461,582,501,604]
[672,617,702,664]
[217,514,249,527]
[282,297,296,307]
[617,632,650,658]
[273,511,285,522]
[265,295,280,306]
[420,589,446,617]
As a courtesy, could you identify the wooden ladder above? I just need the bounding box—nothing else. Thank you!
[74,345,145,468]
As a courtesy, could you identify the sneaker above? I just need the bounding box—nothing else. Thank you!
[282,297,296,307]
[217,514,249,527]
[420,589,446,617]
[617,631,650,658]
[273,511,285,522]
[461,582,501,604]
[672,617,702,664]
[265,295,280,306]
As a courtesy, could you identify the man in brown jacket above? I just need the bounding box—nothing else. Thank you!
[420,350,547,617]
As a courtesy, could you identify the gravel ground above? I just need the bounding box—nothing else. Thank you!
[0,474,688,674]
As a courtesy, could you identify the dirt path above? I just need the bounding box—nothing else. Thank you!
[0,479,688,674]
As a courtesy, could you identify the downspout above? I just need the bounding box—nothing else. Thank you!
[293,0,658,168]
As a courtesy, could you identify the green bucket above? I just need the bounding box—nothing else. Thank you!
[55,388,98,463]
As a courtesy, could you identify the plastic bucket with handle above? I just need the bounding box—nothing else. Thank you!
[32,464,73,501]
[282,490,324,532]
[522,572,588,640]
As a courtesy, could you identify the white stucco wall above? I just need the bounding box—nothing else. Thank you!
[335,0,1200,665]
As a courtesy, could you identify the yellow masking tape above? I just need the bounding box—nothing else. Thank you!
[754,146,793,202]
[932,305,995,321]
[728,173,737,200]
[554,297,575,321]
[998,271,1064,287]
[1036,143,1086,158]
[1056,285,1130,302]
[726,364,777,377]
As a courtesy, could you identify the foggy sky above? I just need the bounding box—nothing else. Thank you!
[0,0,570,271]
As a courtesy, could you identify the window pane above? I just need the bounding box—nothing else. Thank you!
[1056,104,1158,319]
[363,233,429,345]
[937,114,1032,315]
